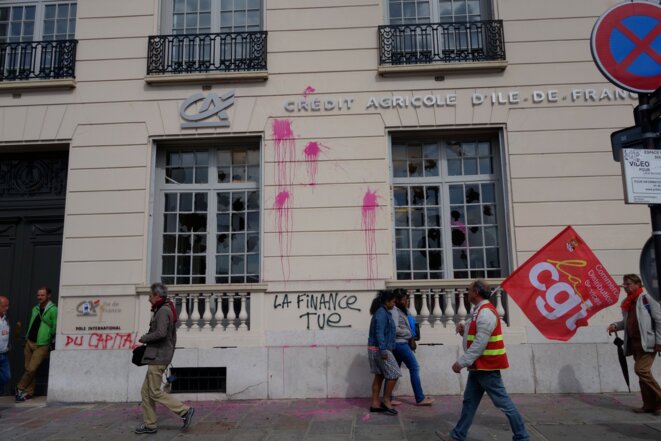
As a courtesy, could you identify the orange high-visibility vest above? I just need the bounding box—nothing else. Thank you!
[466,302,509,371]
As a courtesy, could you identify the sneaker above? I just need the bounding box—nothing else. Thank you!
[181,407,195,430]
[15,393,32,402]
[134,424,157,434]
[416,397,434,406]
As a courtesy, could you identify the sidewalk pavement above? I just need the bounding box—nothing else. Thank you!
[0,393,660,441]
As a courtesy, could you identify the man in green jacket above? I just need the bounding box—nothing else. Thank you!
[16,286,57,402]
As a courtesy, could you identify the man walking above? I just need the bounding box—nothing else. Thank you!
[16,287,57,402]
[608,274,661,415]
[135,283,194,434]
[0,296,10,394]
[437,280,529,441]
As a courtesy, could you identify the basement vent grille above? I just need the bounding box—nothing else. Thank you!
[170,367,227,393]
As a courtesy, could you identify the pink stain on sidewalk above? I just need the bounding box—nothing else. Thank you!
[273,190,293,280]
[303,141,329,186]
[361,189,380,285]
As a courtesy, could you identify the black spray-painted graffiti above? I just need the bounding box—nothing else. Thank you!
[273,292,361,330]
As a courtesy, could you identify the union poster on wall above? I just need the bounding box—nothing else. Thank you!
[501,226,620,341]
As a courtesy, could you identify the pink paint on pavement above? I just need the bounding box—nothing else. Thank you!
[303,141,329,186]
[273,190,293,280]
[303,86,316,97]
[271,119,296,190]
[361,189,380,285]
[362,413,370,421]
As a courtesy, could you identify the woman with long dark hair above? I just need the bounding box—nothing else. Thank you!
[367,289,401,415]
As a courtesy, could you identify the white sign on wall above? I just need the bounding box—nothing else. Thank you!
[621,148,661,204]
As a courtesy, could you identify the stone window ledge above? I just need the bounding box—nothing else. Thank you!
[145,71,268,85]
[0,79,76,92]
[378,60,508,77]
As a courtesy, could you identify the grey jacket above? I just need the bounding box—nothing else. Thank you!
[612,292,661,355]
[139,302,177,365]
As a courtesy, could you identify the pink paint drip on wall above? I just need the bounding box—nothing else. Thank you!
[273,190,292,280]
[303,86,316,97]
[303,141,328,186]
[271,119,296,190]
[271,119,296,281]
[361,189,380,285]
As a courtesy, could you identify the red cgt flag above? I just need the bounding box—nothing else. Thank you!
[501,226,620,341]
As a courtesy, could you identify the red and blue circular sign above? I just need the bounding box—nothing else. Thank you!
[591,1,661,93]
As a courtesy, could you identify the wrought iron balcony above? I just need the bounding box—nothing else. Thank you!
[378,20,505,66]
[147,31,268,75]
[0,39,77,81]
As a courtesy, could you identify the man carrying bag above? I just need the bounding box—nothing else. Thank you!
[134,283,194,434]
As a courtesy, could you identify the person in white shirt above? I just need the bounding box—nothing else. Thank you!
[0,296,10,394]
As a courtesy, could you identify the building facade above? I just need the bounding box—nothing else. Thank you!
[0,0,658,402]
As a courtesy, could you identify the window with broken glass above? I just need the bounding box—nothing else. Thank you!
[391,136,506,280]
[155,142,260,285]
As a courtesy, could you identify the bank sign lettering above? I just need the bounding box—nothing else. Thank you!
[501,226,620,341]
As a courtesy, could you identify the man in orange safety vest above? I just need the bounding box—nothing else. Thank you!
[436,280,529,441]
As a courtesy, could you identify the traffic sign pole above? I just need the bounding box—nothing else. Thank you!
[640,91,661,300]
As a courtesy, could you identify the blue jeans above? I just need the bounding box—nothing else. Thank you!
[451,370,529,441]
[0,352,10,391]
[392,341,425,403]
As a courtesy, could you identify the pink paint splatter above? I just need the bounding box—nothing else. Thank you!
[274,190,292,280]
[271,119,296,190]
[303,86,316,97]
[362,413,371,421]
[361,189,380,285]
[271,119,297,281]
[303,141,329,186]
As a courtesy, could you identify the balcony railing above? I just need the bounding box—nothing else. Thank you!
[147,31,267,75]
[0,39,77,81]
[378,20,505,66]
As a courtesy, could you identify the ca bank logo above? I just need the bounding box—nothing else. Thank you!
[77,299,100,316]
[180,90,235,129]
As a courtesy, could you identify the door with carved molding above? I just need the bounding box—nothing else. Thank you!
[0,152,67,396]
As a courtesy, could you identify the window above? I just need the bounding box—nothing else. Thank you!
[383,0,500,65]
[387,0,491,24]
[391,135,506,280]
[151,0,265,74]
[155,141,261,285]
[0,1,76,42]
[0,1,76,80]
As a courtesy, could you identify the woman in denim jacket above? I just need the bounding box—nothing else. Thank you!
[367,290,401,415]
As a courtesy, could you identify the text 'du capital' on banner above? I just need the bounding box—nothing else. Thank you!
[501,226,620,341]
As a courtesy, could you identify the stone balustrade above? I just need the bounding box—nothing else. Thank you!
[386,279,508,344]
[136,284,267,347]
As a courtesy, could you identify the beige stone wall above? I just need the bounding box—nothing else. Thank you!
[0,0,647,335]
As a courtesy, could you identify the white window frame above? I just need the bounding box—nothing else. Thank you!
[160,0,263,34]
[385,0,493,24]
[389,131,509,281]
[152,139,263,285]
[0,0,76,42]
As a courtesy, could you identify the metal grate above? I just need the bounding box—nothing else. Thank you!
[0,39,77,81]
[378,20,505,66]
[169,367,227,393]
[147,31,267,75]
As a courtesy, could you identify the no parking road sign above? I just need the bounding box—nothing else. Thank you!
[591,1,661,93]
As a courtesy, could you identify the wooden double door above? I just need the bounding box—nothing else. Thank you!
[0,151,67,396]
